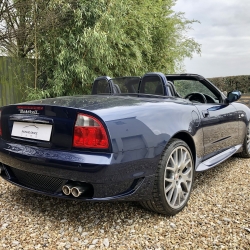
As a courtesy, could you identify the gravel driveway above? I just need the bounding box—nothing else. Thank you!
[0,157,249,249]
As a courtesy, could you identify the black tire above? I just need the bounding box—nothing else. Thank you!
[237,123,250,158]
[140,138,195,215]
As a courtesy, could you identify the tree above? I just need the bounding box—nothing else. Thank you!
[0,0,56,57]
[0,0,61,90]
[26,0,200,99]
[1,0,201,99]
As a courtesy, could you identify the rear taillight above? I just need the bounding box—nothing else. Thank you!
[73,113,109,149]
[0,111,2,136]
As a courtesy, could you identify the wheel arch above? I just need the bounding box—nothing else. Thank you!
[172,131,196,166]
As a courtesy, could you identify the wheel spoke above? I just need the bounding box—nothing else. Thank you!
[183,158,191,168]
[168,155,178,171]
[170,187,178,206]
[167,184,175,202]
[181,150,187,165]
[180,158,191,171]
[180,180,189,193]
[179,187,185,201]
[166,166,175,172]
[182,167,192,181]
[176,148,180,167]
[178,191,181,205]
[165,181,174,193]
[165,177,174,183]
[173,150,178,166]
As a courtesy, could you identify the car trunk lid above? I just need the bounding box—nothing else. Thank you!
[0,104,101,150]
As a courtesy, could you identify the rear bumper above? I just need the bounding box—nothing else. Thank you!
[0,140,158,201]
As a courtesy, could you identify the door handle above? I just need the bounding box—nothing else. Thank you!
[202,110,209,118]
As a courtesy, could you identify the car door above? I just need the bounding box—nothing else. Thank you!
[172,76,239,161]
[194,103,239,160]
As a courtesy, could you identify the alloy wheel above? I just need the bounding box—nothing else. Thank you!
[164,146,193,209]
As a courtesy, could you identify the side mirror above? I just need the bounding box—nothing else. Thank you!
[226,90,241,103]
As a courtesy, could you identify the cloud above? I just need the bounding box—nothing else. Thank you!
[173,0,250,77]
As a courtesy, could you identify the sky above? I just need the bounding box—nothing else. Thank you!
[173,0,250,78]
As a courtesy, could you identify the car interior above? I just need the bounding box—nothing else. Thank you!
[92,73,223,103]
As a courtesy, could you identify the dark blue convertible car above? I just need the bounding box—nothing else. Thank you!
[0,73,249,215]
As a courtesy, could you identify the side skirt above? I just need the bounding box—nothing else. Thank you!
[196,144,242,171]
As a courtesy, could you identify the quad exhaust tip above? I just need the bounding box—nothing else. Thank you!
[62,183,89,198]
[71,186,88,197]
[62,184,74,196]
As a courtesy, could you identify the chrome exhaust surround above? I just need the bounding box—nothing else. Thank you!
[71,186,89,198]
[62,184,74,196]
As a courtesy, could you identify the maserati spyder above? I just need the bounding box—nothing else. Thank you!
[0,72,249,215]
